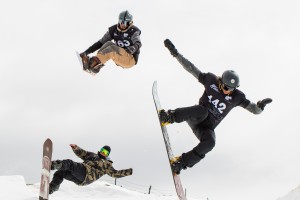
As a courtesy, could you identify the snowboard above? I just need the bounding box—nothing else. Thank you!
[39,138,53,200]
[75,51,96,75]
[152,81,187,200]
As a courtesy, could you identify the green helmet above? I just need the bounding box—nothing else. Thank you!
[118,10,133,26]
[221,70,240,90]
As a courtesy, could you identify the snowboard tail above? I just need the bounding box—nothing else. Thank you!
[152,81,187,200]
[39,138,53,200]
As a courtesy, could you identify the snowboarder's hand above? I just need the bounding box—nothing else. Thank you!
[164,39,178,57]
[126,46,137,54]
[70,144,77,149]
[80,52,87,58]
[257,98,272,110]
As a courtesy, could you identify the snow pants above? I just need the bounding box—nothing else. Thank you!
[174,105,216,168]
[96,41,136,68]
[50,159,86,190]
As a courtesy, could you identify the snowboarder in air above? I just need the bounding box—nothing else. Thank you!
[79,10,142,74]
[49,144,133,194]
[160,39,272,175]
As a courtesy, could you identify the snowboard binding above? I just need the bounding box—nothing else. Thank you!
[170,156,187,175]
[159,109,175,126]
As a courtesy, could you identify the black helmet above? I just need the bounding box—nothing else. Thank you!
[118,10,133,26]
[221,70,240,90]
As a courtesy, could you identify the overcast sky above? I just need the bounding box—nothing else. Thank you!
[1,0,300,200]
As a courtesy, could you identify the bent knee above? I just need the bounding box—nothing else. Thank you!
[104,47,119,55]
[199,137,216,152]
[103,41,118,50]
[103,41,115,47]
[204,134,216,149]
[207,139,216,150]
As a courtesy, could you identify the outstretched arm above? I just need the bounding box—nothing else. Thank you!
[245,98,272,114]
[105,164,133,178]
[164,39,202,80]
[70,144,96,161]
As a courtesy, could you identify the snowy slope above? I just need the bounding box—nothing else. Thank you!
[276,185,300,200]
[0,175,33,200]
[0,175,202,200]
[2,175,300,200]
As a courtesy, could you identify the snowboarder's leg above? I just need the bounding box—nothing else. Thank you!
[51,160,62,170]
[96,41,136,68]
[174,105,208,123]
[49,159,86,194]
[110,47,135,68]
[63,170,85,185]
[49,170,64,194]
[182,128,216,167]
[58,159,86,183]
[88,56,104,73]
[172,127,215,174]
[160,105,208,125]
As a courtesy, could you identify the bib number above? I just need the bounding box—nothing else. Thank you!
[117,40,131,47]
[208,95,226,114]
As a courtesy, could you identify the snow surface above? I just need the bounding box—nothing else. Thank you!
[0,175,202,200]
[276,185,300,200]
[1,175,299,200]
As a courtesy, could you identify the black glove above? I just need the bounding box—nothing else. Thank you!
[126,45,137,54]
[257,98,272,110]
[164,39,178,57]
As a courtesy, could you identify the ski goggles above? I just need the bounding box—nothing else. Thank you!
[222,84,235,92]
[119,19,129,26]
[99,147,110,157]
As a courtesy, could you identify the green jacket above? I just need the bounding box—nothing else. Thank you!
[73,146,133,185]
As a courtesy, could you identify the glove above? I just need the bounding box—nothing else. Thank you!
[80,52,89,62]
[126,45,137,54]
[164,39,178,57]
[257,98,272,110]
[80,52,87,58]
[70,144,77,149]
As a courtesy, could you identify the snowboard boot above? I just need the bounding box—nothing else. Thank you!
[79,53,90,71]
[51,160,62,170]
[49,184,60,194]
[170,156,187,175]
[159,109,175,126]
[89,56,104,74]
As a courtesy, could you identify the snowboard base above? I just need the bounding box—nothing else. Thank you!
[152,81,187,200]
[39,138,53,200]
